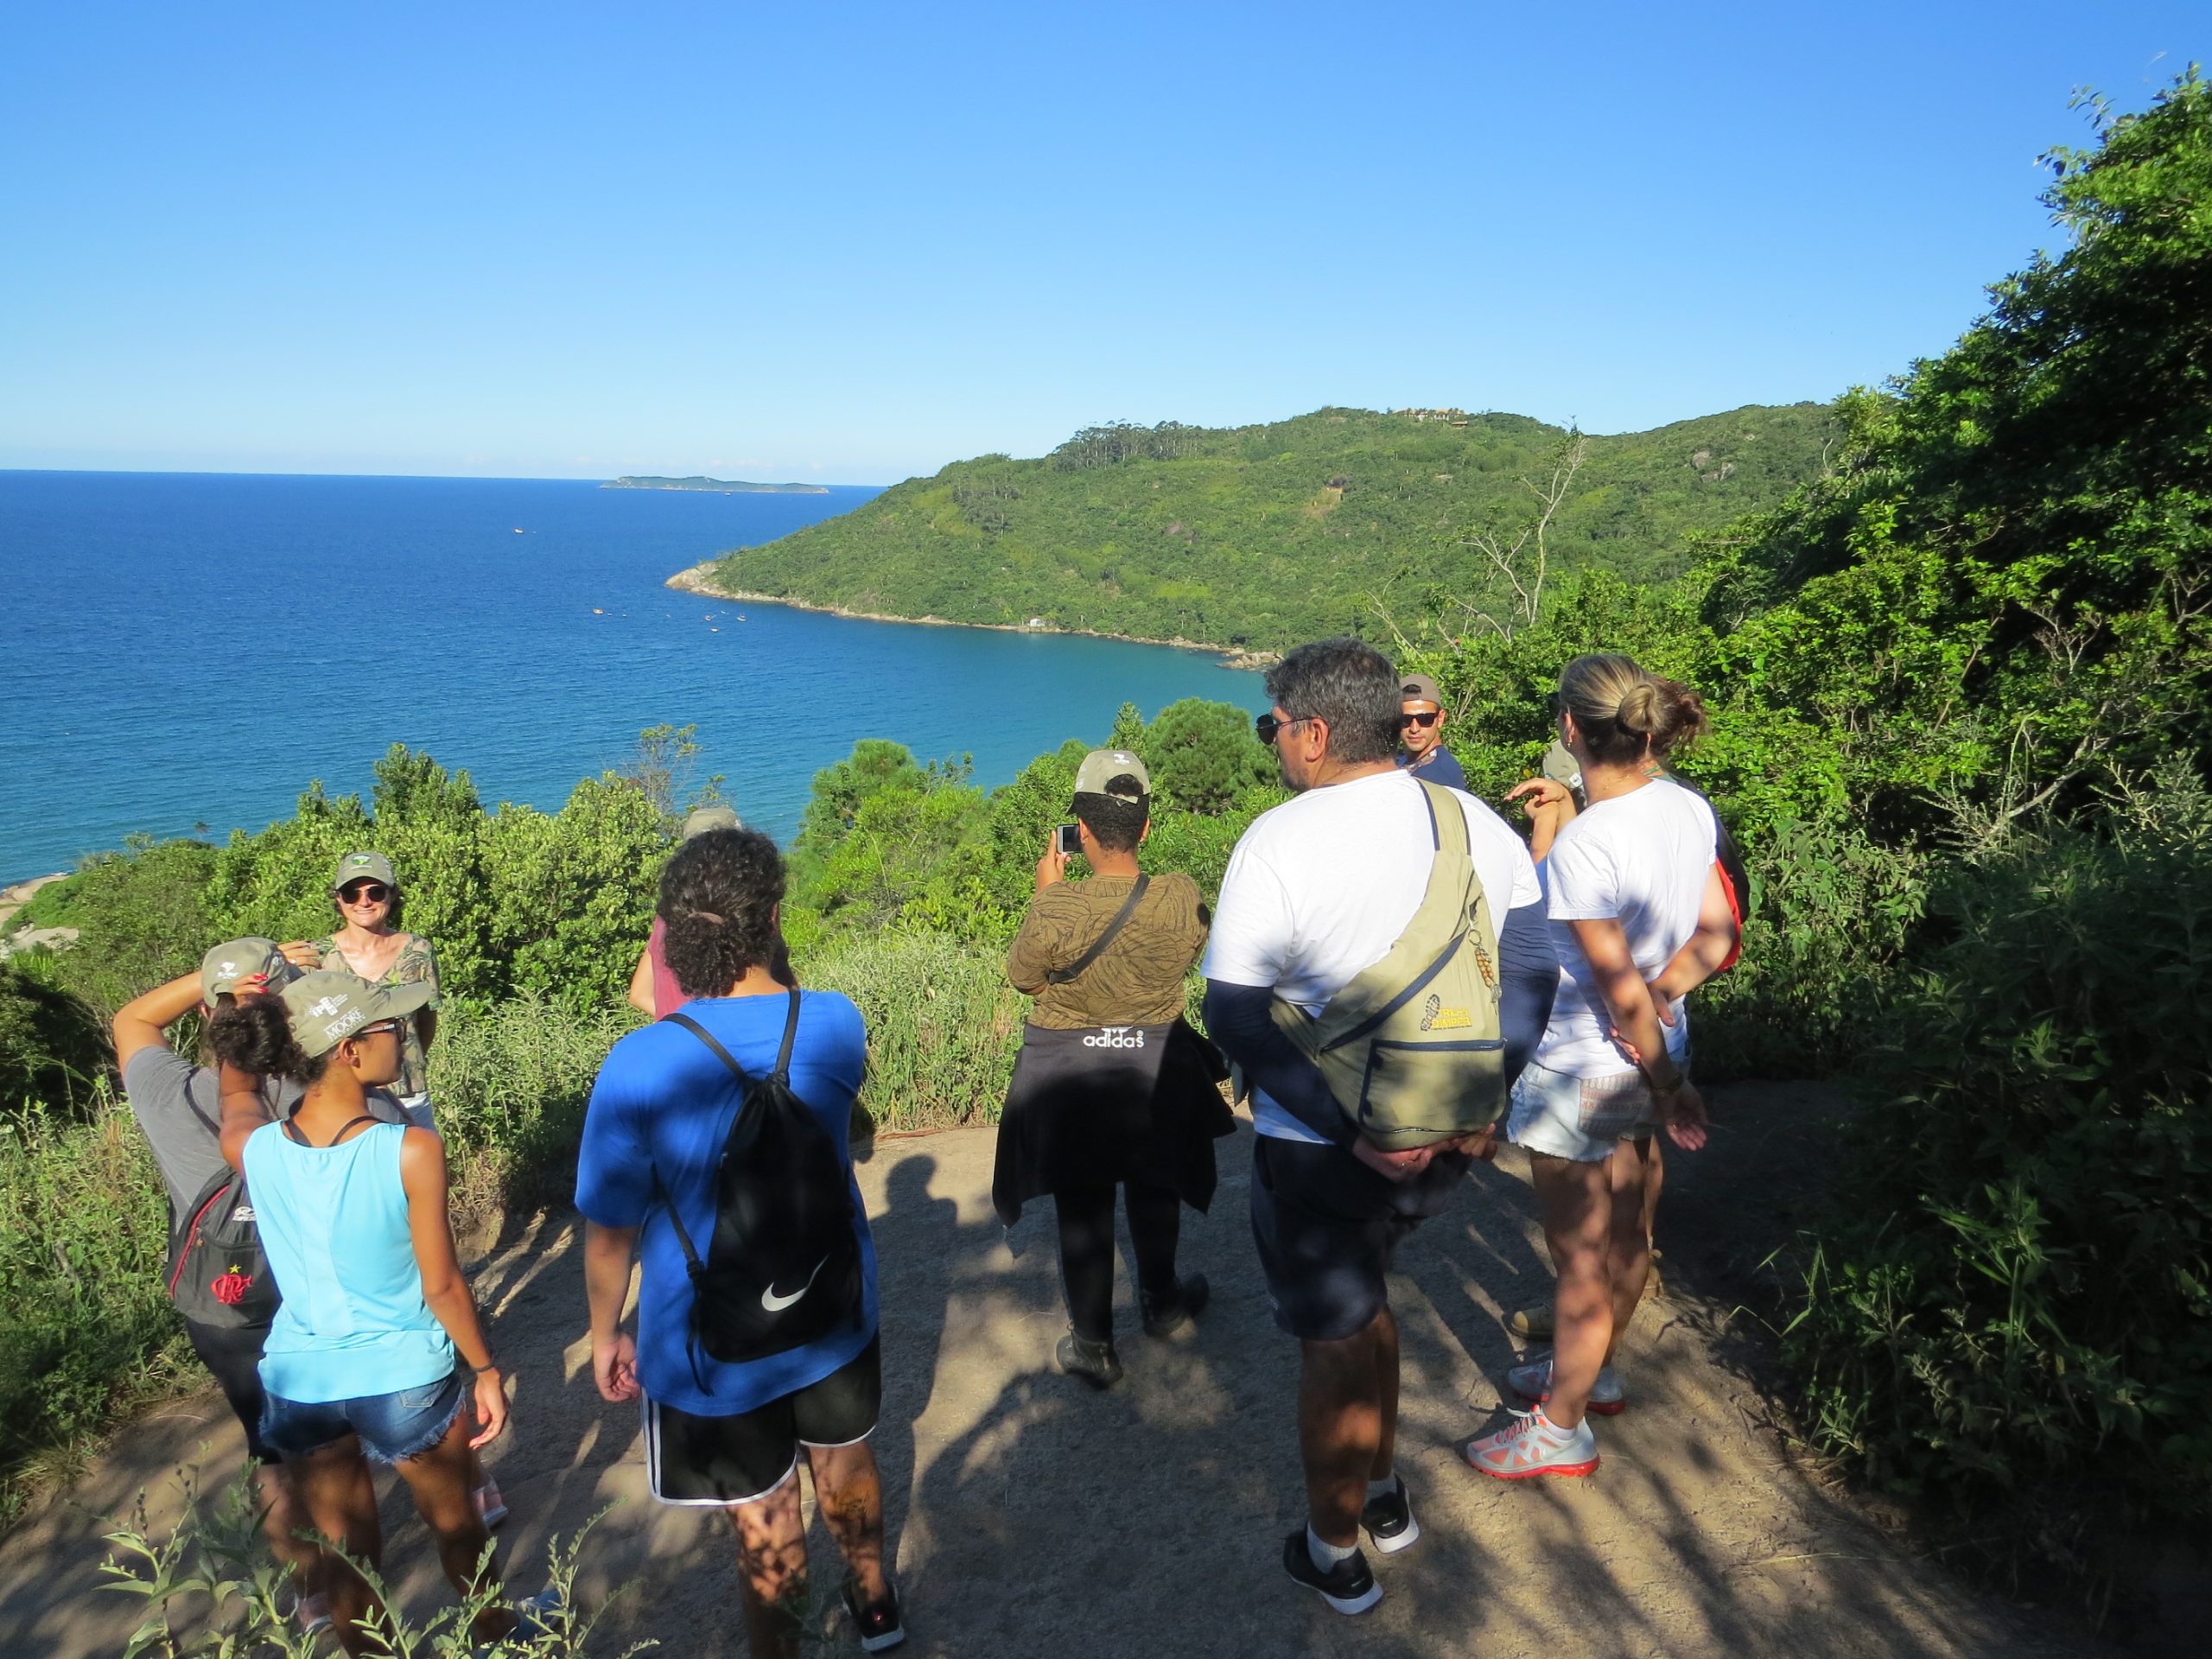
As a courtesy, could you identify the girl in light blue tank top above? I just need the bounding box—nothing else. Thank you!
[245,1118,454,1402]
[212,970,550,1649]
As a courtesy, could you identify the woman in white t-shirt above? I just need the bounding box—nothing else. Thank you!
[1464,654,1740,1481]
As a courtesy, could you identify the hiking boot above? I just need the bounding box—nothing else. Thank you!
[1280,1529,1381,1615]
[1141,1274,1211,1338]
[843,1578,907,1652]
[1507,1303,1554,1340]
[1054,1331,1123,1389]
[1359,1474,1420,1555]
[1507,1353,1625,1416]
[1463,1407,1600,1480]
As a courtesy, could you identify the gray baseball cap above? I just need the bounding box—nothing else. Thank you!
[1071,749,1150,803]
[200,938,299,1006]
[680,804,742,840]
[1541,740,1584,790]
[1400,673,1444,709]
[279,969,434,1058]
[331,850,397,892]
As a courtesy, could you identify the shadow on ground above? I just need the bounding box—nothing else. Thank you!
[0,1090,2110,1658]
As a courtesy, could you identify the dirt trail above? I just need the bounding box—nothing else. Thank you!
[0,1087,2102,1658]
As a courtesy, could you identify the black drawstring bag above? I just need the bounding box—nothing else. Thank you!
[652,990,865,1387]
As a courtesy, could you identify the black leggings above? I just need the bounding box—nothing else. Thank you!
[1054,1180,1183,1344]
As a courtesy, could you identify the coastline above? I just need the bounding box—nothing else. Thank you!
[665,562,1279,671]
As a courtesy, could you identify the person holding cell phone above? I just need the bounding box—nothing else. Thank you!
[993,750,1232,1388]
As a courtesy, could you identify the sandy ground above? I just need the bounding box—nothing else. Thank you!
[0,1086,2103,1658]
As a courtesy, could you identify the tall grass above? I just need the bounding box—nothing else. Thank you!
[805,930,1025,1132]
[0,1089,188,1525]
[429,996,641,1230]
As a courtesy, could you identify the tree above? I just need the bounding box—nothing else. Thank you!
[1699,69,2212,833]
[1141,699,1276,815]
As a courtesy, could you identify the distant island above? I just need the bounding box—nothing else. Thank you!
[604,475,831,494]
[672,402,1837,652]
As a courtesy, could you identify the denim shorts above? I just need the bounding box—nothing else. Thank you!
[1506,1061,1663,1163]
[261,1370,467,1465]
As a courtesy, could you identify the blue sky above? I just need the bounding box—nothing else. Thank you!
[0,3,2197,484]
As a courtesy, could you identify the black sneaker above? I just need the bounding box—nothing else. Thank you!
[1054,1331,1123,1389]
[1141,1274,1211,1338]
[1281,1528,1381,1615]
[842,1579,906,1652]
[1360,1474,1421,1554]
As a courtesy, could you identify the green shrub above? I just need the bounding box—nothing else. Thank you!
[0,958,107,1110]
[804,931,1024,1132]
[1783,817,2212,1529]
[34,837,219,1023]
[1692,819,1929,1080]
[1141,697,1275,814]
[207,747,668,1012]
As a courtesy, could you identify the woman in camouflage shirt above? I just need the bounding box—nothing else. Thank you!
[302,850,442,1126]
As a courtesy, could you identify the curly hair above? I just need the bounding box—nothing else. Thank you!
[659,827,787,999]
[1556,653,1710,766]
[1072,779,1148,853]
[208,992,329,1085]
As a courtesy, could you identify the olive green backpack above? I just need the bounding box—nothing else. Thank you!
[1269,779,1506,1151]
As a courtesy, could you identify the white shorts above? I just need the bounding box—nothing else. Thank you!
[1506,1061,1662,1163]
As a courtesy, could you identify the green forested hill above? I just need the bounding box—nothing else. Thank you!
[687,402,1836,648]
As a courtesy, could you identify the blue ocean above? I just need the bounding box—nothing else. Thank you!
[0,472,1259,884]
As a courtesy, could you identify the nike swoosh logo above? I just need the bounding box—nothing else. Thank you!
[760,1256,828,1313]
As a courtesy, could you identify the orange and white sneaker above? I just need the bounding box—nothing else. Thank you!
[1463,1406,1599,1480]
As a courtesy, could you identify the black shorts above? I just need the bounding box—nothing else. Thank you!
[1249,1137,1468,1342]
[643,1334,882,1506]
[185,1318,279,1465]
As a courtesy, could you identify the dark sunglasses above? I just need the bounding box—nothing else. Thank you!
[1255,711,1311,746]
[353,1018,406,1043]
[338,881,391,904]
[1400,710,1441,729]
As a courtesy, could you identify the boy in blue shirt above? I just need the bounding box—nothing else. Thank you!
[577,828,905,1656]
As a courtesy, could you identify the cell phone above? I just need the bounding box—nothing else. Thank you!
[1056,823,1084,857]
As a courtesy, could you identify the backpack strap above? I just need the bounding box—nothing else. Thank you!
[664,1010,752,1084]
[771,987,801,1082]
[655,995,805,1395]
[1046,874,1151,985]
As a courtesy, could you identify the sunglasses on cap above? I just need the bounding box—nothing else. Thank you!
[338,881,391,904]
[1400,710,1441,729]
[1254,712,1313,746]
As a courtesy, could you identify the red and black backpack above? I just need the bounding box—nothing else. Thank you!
[165,1101,279,1329]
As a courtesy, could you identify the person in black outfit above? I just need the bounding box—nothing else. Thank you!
[993,751,1232,1388]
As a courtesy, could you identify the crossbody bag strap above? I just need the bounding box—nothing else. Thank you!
[1045,874,1151,985]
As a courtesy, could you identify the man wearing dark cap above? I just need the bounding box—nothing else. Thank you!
[1395,673,1467,790]
[994,749,1232,1388]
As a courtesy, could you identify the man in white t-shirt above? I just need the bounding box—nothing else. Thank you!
[1203,638,1556,1617]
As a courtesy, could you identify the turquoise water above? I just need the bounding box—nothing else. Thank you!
[0,472,1259,883]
